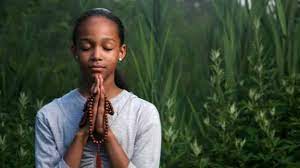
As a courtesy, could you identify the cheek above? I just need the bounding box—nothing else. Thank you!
[77,52,91,63]
[106,50,119,63]
[77,55,90,72]
[108,55,119,67]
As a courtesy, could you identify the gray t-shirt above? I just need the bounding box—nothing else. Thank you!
[35,88,162,168]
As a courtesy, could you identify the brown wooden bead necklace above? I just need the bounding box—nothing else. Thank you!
[79,94,114,168]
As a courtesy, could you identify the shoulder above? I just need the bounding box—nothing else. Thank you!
[125,91,160,123]
[124,91,161,138]
[35,89,79,122]
[36,98,60,122]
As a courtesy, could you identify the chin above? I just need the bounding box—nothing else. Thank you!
[90,72,102,78]
[90,72,107,79]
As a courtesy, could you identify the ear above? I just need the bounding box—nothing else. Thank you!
[70,44,78,61]
[118,44,127,61]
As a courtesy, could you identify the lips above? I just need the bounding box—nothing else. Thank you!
[88,65,106,72]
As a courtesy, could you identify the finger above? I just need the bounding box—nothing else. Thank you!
[95,75,105,133]
[90,75,97,95]
[90,82,96,95]
[100,75,105,96]
[91,76,100,131]
[99,75,105,113]
[94,75,99,94]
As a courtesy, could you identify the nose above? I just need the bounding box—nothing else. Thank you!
[91,46,103,61]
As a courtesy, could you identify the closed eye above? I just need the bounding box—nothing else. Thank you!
[78,40,92,51]
[80,47,91,51]
[103,47,113,51]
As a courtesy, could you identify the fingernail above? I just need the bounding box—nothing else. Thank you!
[97,76,100,85]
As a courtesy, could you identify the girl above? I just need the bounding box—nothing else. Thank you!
[35,8,162,168]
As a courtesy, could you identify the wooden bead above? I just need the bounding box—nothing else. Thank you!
[82,95,115,146]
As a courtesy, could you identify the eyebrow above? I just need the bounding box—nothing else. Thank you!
[78,38,92,43]
[78,37,117,43]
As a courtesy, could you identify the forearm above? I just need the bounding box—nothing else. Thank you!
[63,131,89,168]
[105,128,129,168]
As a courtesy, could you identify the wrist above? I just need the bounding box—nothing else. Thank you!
[75,130,89,145]
[105,128,114,144]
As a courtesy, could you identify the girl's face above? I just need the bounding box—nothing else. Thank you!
[72,16,126,81]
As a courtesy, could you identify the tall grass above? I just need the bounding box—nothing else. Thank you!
[0,0,299,167]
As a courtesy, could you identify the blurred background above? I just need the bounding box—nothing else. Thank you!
[0,0,300,167]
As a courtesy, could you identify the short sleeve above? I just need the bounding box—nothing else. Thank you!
[129,104,162,168]
[35,110,70,168]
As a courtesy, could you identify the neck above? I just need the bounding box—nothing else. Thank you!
[78,73,123,100]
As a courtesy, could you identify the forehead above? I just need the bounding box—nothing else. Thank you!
[77,16,119,42]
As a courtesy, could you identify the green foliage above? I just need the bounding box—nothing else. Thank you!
[0,0,299,167]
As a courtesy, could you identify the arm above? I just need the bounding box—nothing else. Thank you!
[128,106,162,168]
[95,75,161,167]
[104,128,130,168]
[35,111,89,168]
[63,130,89,168]
[35,111,70,168]
[105,105,162,168]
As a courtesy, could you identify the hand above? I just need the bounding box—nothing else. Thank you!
[78,74,107,137]
[94,74,106,135]
[78,75,101,137]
